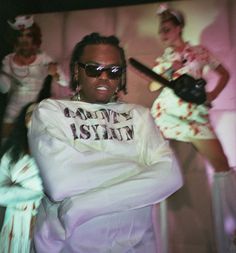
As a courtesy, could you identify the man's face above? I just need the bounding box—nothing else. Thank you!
[16,28,36,56]
[77,44,123,104]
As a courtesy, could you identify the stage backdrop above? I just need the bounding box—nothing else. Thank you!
[1,0,233,252]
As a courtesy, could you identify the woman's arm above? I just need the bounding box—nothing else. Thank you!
[43,53,68,87]
[0,56,12,94]
[207,64,230,102]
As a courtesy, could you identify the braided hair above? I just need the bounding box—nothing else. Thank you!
[69,32,127,94]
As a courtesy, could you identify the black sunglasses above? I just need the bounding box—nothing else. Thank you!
[78,63,123,80]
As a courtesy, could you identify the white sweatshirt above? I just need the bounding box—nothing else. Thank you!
[28,99,183,253]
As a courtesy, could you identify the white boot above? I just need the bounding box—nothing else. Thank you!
[212,169,236,253]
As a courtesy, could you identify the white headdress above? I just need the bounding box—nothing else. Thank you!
[156,3,169,15]
[8,15,34,30]
[156,3,184,26]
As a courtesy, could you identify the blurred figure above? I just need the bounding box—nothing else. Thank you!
[0,55,56,252]
[0,102,43,253]
[0,15,68,140]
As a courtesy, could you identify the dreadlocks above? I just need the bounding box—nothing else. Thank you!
[69,32,127,94]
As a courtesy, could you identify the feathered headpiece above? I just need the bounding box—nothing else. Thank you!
[8,15,34,30]
[156,3,185,27]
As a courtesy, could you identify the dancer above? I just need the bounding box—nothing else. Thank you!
[145,4,235,253]
[29,32,183,253]
[0,102,43,253]
[0,15,68,139]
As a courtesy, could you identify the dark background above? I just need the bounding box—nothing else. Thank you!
[0,0,172,61]
[2,0,167,16]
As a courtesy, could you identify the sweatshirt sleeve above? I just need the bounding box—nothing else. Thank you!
[60,155,181,235]
[58,109,183,235]
[28,100,183,236]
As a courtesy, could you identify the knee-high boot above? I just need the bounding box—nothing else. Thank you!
[212,169,236,253]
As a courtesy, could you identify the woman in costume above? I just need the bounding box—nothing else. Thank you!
[149,4,236,253]
[0,15,68,139]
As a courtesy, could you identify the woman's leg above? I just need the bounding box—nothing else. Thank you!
[191,138,236,253]
[191,138,230,172]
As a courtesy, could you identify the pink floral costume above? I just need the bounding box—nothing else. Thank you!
[150,43,220,141]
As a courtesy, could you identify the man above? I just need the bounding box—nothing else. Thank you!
[29,32,183,253]
[0,15,68,139]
